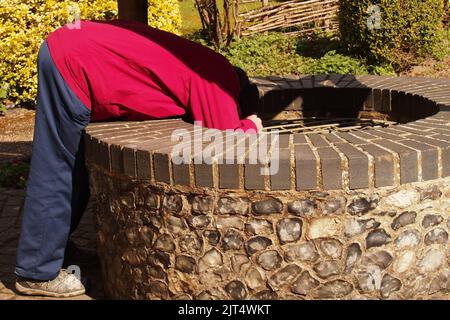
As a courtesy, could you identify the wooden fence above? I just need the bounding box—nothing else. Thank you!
[235,0,340,37]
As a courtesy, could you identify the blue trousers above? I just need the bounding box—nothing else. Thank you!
[15,41,92,281]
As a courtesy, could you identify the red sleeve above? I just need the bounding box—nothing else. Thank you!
[187,72,257,133]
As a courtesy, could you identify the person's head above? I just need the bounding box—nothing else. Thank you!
[234,66,259,117]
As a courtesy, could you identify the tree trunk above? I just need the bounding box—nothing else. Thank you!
[118,0,148,24]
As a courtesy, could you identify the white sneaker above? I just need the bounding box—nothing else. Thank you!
[15,269,85,298]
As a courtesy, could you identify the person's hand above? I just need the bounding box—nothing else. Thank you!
[246,114,263,133]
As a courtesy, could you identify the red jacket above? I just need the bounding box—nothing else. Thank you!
[46,20,256,131]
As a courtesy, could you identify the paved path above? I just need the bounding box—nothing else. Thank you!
[0,188,103,300]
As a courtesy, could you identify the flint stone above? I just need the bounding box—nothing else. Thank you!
[347,196,378,216]
[361,251,393,270]
[186,215,211,229]
[318,238,343,259]
[288,199,316,217]
[366,229,392,249]
[217,197,250,215]
[225,280,248,299]
[250,290,278,300]
[144,192,158,209]
[344,218,380,237]
[277,218,303,243]
[148,250,171,269]
[139,225,154,244]
[356,271,381,293]
[147,280,169,299]
[216,216,244,230]
[198,248,223,273]
[196,290,221,300]
[307,217,341,239]
[252,198,283,215]
[424,228,448,245]
[268,264,302,289]
[257,250,283,270]
[162,194,183,215]
[429,269,450,294]
[167,216,187,234]
[345,243,362,273]
[148,215,163,229]
[285,241,319,262]
[384,190,419,209]
[175,255,196,273]
[179,234,203,254]
[316,280,353,298]
[125,228,139,246]
[204,230,220,246]
[419,185,442,201]
[422,214,443,228]
[320,197,345,215]
[246,236,273,255]
[418,248,445,272]
[313,260,340,279]
[149,269,170,288]
[391,211,417,230]
[245,267,266,290]
[189,195,214,214]
[122,248,146,266]
[291,271,320,295]
[231,254,250,273]
[155,234,176,252]
[380,274,402,299]
[394,229,421,249]
[245,218,273,235]
[393,250,415,273]
[221,229,244,251]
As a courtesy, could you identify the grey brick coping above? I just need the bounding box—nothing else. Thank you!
[85,75,450,191]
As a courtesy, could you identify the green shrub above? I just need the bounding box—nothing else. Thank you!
[339,0,446,71]
[304,50,368,75]
[219,33,312,76]
[0,0,182,107]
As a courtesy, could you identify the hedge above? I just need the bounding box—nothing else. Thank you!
[339,0,447,70]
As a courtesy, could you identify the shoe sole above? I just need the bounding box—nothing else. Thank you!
[15,282,86,298]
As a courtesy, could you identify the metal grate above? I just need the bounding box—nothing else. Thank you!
[262,117,397,134]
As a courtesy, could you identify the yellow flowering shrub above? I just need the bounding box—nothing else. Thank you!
[0,0,181,107]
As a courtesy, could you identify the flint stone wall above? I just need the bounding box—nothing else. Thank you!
[89,164,450,300]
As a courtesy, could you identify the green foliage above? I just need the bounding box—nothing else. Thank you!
[367,64,397,76]
[219,33,312,76]
[0,83,9,115]
[339,0,446,71]
[304,50,368,75]
[211,32,397,77]
[0,0,181,107]
[0,160,29,189]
